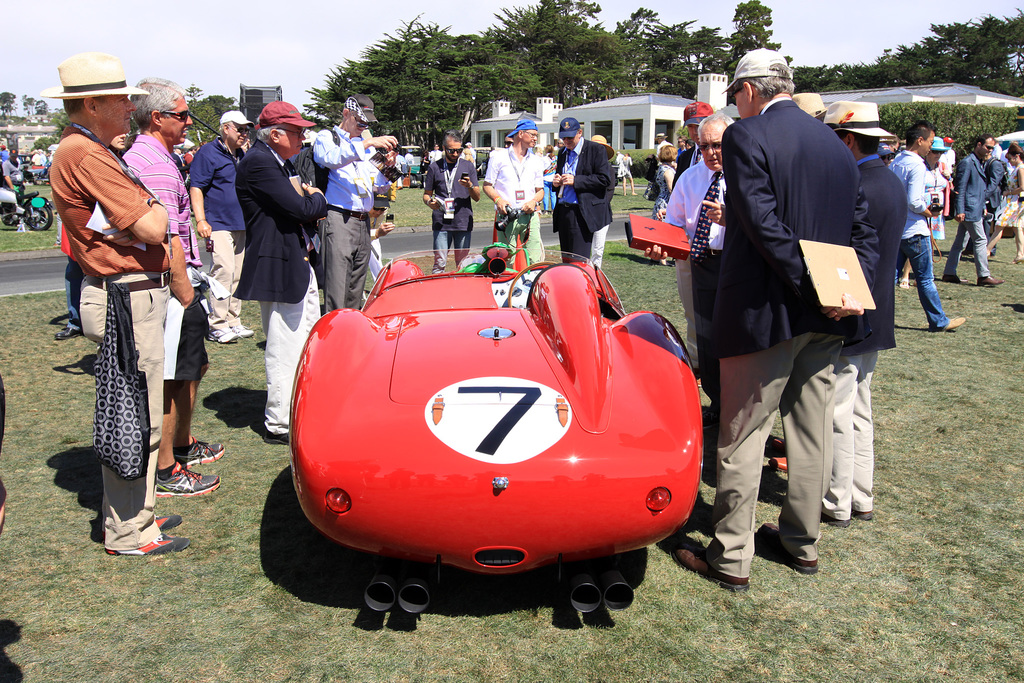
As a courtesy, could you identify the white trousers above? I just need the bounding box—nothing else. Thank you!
[823,351,878,520]
[259,266,320,436]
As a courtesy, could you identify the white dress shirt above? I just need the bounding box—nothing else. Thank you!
[664,156,726,250]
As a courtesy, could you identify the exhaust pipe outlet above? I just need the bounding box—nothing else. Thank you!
[598,569,634,611]
[397,576,431,614]
[568,572,602,613]
[364,573,398,612]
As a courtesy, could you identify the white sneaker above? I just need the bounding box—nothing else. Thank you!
[207,328,239,344]
[231,325,255,339]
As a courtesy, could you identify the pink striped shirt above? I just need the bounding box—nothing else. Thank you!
[124,134,200,267]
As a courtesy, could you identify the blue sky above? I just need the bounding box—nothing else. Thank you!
[22,0,1022,115]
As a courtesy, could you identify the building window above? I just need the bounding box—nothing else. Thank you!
[593,121,612,140]
[621,120,643,150]
[478,131,492,148]
[655,120,678,141]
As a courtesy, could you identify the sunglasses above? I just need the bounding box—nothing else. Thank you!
[698,142,723,152]
[355,121,370,130]
[160,110,191,122]
[445,147,462,153]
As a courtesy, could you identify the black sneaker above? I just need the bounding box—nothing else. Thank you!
[156,514,182,531]
[106,533,190,555]
[156,463,220,497]
[264,431,289,446]
[173,438,225,468]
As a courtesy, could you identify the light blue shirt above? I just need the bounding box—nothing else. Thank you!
[889,150,931,239]
[313,126,390,212]
[560,139,583,204]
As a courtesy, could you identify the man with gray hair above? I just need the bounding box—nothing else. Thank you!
[652,111,733,426]
[124,77,223,497]
[672,49,877,591]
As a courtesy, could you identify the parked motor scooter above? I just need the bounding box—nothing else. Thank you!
[0,169,54,231]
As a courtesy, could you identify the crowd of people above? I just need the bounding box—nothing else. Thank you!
[18,46,1019,570]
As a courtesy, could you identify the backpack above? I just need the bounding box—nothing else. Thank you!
[293,129,340,193]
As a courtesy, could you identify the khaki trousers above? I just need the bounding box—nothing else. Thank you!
[208,229,245,331]
[81,275,168,551]
[707,332,842,579]
[824,351,877,520]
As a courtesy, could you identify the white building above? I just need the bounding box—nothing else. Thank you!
[470,74,731,151]
[817,83,1024,108]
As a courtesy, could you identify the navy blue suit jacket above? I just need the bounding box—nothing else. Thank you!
[844,157,906,355]
[555,139,613,233]
[235,140,327,304]
[713,99,878,358]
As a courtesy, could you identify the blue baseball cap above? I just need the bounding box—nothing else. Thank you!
[505,119,539,139]
[558,117,581,138]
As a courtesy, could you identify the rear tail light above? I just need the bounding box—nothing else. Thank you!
[646,487,671,512]
[326,488,352,514]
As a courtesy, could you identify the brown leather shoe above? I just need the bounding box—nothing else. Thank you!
[755,523,819,574]
[942,317,966,332]
[941,274,962,284]
[672,544,750,592]
[977,276,1005,286]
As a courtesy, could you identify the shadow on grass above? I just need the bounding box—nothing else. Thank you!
[202,386,265,434]
[53,353,95,377]
[1001,302,1024,314]
[0,619,22,683]
[46,446,103,544]
[259,468,650,631]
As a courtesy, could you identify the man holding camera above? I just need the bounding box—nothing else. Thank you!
[423,129,480,273]
[482,119,545,263]
[313,94,398,311]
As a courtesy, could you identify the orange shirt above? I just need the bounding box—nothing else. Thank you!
[50,127,170,277]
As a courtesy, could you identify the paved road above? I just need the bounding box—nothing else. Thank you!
[0,218,632,298]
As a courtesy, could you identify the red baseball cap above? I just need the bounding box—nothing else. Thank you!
[257,101,315,130]
[684,101,714,126]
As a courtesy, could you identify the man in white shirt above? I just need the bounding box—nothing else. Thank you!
[482,119,545,263]
[313,94,398,311]
[658,112,733,424]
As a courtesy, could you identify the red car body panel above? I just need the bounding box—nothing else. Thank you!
[291,257,702,574]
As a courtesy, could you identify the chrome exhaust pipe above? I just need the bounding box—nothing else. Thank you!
[364,572,398,612]
[397,576,431,614]
[568,572,601,613]
[598,569,634,611]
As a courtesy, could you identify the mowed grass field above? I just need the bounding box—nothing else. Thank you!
[0,238,1022,682]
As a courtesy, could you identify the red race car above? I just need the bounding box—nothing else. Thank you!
[290,246,702,615]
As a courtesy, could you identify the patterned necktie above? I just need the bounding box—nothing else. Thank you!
[690,171,722,263]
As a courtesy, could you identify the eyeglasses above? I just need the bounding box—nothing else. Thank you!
[698,142,723,152]
[445,147,462,154]
[160,110,191,121]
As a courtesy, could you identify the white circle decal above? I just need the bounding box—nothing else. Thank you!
[424,376,572,464]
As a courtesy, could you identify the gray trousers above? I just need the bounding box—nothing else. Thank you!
[322,209,371,312]
[944,219,991,278]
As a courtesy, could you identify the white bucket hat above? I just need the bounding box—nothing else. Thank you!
[41,52,149,99]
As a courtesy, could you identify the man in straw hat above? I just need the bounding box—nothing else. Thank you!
[44,52,189,554]
[820,101,908,528]
[672,49,877,591]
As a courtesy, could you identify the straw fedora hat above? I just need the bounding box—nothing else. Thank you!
[792,93,826,119]
[41,52,149,99]
[823,101,892,138]
[590,134,615,161]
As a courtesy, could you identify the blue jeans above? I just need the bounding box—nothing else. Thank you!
[65,257,84,329]
[543,180,555,211]
[897,234,949,331]
[432,229,471,273]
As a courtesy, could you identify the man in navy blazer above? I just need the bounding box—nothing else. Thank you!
[820,102,906,528]
[235,102,327,445]
[673,50,877,592]
[552,117,613,257]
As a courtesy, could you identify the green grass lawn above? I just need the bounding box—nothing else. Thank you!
[0,239,1022,681]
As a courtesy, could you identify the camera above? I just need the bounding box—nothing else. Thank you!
[495,207,522,232]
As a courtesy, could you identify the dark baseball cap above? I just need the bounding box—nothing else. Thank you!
[558,117,581,138]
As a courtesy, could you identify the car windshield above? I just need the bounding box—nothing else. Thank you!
[385,247,591,279]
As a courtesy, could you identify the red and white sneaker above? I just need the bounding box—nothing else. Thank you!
[106,533,190,555]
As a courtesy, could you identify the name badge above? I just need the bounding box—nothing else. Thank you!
[443,197,455,220]
[515,190,525,202]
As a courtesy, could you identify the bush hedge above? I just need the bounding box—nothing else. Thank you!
[879,102,1018,158]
